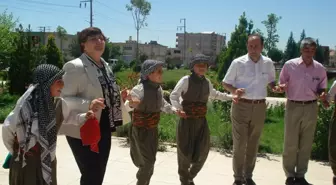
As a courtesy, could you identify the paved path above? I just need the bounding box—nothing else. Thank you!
[0,126,332,185]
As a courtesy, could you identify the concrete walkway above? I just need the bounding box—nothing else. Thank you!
[0,126,332,185]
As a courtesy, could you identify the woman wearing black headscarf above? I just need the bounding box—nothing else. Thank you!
[2,64,65,185]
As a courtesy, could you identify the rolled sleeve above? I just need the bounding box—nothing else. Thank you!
[269,62,276,83]
[328,80,336,102]
[319,69,328,89]
[279,63,289,84]
[222,61,237,85]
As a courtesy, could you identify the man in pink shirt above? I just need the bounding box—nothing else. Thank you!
[279,37,327,185]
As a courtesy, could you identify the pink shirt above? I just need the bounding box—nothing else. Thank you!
[279,57,327,101]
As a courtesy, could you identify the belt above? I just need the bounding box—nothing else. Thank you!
[239,98,266,104]
[289,99,317,105]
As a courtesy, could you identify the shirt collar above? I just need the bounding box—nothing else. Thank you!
[245,54,264,64]
[297,56,317,68]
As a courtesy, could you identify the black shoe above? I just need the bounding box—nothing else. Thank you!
[295,177,312,185]
[188,180,195,185]
[245,178,256,185]
[333,176,336,185]
[285,177,296,185]
[233,180,244,185]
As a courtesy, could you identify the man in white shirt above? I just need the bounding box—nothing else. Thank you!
[222,34,280,185]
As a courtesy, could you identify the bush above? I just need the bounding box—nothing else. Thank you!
[311,103,334,161]
[161,80,177,91]
[0,93,19,122]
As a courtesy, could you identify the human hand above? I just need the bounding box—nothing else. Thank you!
[232,88,245,103]
[128,96,141,108]
[85,110,96,120]
[272,84,287,93]
[175,110,187,118]
[89,98,106,112]
[121,89,129,102]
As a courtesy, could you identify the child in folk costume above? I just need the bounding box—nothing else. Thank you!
[125,59,185,185]
[324,81,336,185]
[2,64,64,185]
[170,54,232,185]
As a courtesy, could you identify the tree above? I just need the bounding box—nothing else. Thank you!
[8,24,34,94]
[110,45,122,59]
[314,39,325,64]
[139,53,148,63]
[46,34,63,68]
[217,12,253,81]
[126,0,151,63]
[298,29,306,45]
[69,38,81,58]
[56,26,67,55]
[261,13,282,52]
[267,48,284,62]
[102,39,111,62]
[283,32,299,63]
[0,10,18,70]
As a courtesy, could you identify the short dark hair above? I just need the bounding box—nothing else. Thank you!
[247,33,264,45]
[300,37,317,49]
[78,27,106,52]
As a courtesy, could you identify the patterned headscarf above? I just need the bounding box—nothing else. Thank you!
[140,59,164,82]
[30,64,64,184]
[189,54,210,70]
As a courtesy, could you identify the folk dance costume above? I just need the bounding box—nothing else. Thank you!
[2,64,64,185]
[170,54,231,185]
[125,60,177,185]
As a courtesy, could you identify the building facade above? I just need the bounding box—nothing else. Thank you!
[30,32,77,59]
[114,36,168,64]
[176,32,226,65]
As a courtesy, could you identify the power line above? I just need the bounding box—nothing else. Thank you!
[80,0,93,27]
[0,4,87,17]
[96,0,129,16]
[16,0,77,8]
[177,18,187,65]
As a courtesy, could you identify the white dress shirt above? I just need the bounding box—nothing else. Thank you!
[222,54,276,100]
[170,75,232,110]
[124,83,176,113]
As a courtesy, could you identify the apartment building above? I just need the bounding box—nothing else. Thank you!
[30,32,77,59]
[176,32,226,65]
[114,36,168,64]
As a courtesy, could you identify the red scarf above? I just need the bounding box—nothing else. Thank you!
[80,118,101,153]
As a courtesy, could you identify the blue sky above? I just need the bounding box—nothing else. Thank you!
[1,0,335,51]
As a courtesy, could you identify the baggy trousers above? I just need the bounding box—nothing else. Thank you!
[176,117,210,185]
[329,110,336,176]
[282,101,318,178]
[231,101,266,181]
[130,124,158,185]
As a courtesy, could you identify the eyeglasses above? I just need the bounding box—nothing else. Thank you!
[87,35,105,42]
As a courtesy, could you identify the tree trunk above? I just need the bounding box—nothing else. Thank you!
[136,29,139,65]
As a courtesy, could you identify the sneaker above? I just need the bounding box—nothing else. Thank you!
[295,177,312,185]
[285,177,296,185]
[245,178,256,185]
[233,180,244,185]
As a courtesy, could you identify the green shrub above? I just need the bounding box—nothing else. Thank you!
[311,103,334,161]
[161,80,177,91]
[0,93,19,122]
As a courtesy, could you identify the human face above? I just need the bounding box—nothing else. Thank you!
[193,63,208,76]
[247,36,263,62]
[148,66,163,83]
[82,34,105,58]
[301,45,316,64]
[50,79,64,97]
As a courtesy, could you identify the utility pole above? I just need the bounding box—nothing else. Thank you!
[177,18,186,65]
[38,26,50,45]
[80,0,93,27]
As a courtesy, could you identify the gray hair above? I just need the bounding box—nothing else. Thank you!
[300,37,317,49]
